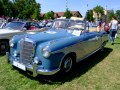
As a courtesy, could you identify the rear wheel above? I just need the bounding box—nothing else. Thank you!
[0,41,9,55]
[101,41,107,51]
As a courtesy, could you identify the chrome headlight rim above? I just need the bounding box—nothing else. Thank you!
[42,46,51,58]
[13,50,18,57]
[9,38,15,47]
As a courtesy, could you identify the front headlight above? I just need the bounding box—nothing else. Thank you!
[42,46,51,58]
[9,38,14,47]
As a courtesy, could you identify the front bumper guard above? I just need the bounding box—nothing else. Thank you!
[6,52,60,77]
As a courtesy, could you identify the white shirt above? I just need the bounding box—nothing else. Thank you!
[111,20,118,30]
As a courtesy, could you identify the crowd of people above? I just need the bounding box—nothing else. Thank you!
[87,16,120,45]
[96,16,119,45]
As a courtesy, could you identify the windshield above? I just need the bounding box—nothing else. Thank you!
[52,19,70,29]
[51,19,85,31]
[4,22,24,30]
[68,20,85,31]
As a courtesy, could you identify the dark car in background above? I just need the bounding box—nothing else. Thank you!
[0,21,47,54]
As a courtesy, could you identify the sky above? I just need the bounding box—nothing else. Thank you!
[36,0,120,17]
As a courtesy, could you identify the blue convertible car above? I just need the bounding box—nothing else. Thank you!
[7,18,108,77]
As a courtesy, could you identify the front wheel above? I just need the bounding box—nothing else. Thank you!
[0,41,9,55]
[61,56,73,74]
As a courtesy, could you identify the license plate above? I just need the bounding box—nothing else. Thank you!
[13,61,26,71]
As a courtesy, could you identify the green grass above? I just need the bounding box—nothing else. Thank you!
[0,33,120,90]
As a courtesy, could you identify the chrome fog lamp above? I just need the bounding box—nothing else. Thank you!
[13,50,18,57]
[34,57,39,64]
[42,46,51,58]
[9,39,14,47]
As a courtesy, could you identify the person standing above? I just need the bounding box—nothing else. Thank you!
[97,20,102,32]
[109,16,118,45]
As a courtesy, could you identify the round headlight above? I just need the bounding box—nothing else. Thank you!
[42,46,51,58]
[9,39,14,47]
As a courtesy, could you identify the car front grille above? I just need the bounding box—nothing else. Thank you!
[20,40,35,65]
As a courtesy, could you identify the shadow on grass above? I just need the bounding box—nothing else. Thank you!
[15,47,113,85]
[114,43,120,44]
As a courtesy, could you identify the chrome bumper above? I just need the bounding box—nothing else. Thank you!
[6,52,10,63]
[6,52,60,77]
[27,64,60,77]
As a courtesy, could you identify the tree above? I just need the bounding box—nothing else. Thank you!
[1,0,14,17]
[32,3,41,20]
[85,10,94,22]
[93,5,104,20]
[64,9,72,18]
[44,11,55,20]
[0,0,4,16]
[0,0,41,19]
[15,0,41,19]
[107,11,115,22]
[116,10,120,20]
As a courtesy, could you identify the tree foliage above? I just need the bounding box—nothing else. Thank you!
[31,3,40,20]
[116,10,120,20]
[0,0,14,17]
[64,9,72,19]
[44,11,55,20]
[0,0,41,20]
[0,0,4,16]
[107,11,115,22]
[93,5,104,19]
[85,10,94,22]
[15,0,40,20]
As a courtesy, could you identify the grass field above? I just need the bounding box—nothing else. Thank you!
[0,33,120,90]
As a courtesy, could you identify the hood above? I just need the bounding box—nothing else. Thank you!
[0,29,21,35]
[25,29,74,44]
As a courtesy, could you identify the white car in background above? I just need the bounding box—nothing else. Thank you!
[0,21,47,55]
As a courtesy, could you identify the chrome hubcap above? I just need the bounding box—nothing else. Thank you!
[63,57,72,72]
[0,45,6,50]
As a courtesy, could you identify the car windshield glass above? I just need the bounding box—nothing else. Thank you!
[52,19,69,29]
[68,20,85,31]
[52,19,85,31]
[4,22,24,30]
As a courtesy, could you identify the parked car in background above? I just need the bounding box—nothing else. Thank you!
[0,18,6,29]
[0,22,6,29]
[0,21,47,54]
[46,20,54,27]
[7,18,108,77]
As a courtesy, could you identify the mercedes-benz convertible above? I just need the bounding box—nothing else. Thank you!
[7,18,108,77]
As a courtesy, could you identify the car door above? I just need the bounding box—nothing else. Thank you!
[77,32,101,62]
[83,32,102,55]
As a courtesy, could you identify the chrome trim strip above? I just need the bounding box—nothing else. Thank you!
[51,36,101,54]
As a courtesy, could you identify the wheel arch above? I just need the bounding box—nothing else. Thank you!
[59,52,77,68]
[0,39,9,42]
